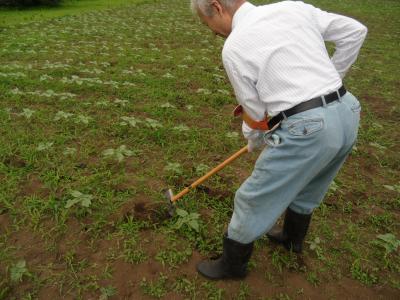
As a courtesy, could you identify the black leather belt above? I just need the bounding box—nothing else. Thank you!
[268,86,347,129]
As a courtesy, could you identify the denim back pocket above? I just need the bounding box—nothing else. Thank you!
[287,118,324,136]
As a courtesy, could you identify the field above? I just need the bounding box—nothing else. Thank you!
[0,0,399,299]
[0,0,140,26]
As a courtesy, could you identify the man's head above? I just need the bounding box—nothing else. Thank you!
[191,0,246,38]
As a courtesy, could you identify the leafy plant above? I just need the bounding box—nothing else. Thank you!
[0,280,11,300]
[226,131,239,138]
[140,273,168,299]
[351,259,378,285]
[172,277,197,298]
[114,99,129,106]
[164,162,183,176]
[307,237,325,260]
[372,233,400,256]
[10,260,30,283]
[172,124,189,132]
[99,285,117,300]
[196,88,211,95]
[54,111,74,121]
[237,282,251,300]
[155,247,192,268]
[201,281,224,300]
[383,184,400,193]
[36,142,53,151]
[123,238,147,264]
[74,114,92,125]
[18,108,35,119]
[327,180,341,196]
[173,208,200,233]
[195,163,209,176]
[270,249,299,273]
[120,116,140,127]
[145,118,163,129]
[160,102,175,108]
[63,147,77,156]
[65,190,93,208]
[102,145,135,162]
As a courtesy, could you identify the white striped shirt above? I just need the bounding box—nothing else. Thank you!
[222,1,367,139]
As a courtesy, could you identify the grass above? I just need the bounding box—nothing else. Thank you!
[0,0,399,299]
[0,0,142,26]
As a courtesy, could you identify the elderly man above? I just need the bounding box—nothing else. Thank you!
[191,0,367,280]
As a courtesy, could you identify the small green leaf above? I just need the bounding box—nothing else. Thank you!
[65,198,81,208]
[10,260,29,282]
[383,185,395,191]
[36,142,53,151]
[102,149,115,156]
[115,152,124,163]
[176,208,188,217]
[189,220,199,232]
[19,108,35,119]
[383,185,400,193]
[70,190,83,198]
[63,147,77,156]
[80,197,92,208]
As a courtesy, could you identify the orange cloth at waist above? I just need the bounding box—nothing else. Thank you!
[233,105,269,131]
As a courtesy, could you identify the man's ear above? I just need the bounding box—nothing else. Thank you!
[210,0,224,16]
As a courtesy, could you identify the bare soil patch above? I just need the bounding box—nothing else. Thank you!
[109,197,171,224]
[363,94,400,122]
[19,174,50,198]
[3,155,27,168]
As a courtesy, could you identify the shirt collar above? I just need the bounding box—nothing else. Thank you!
[232,2,256,30]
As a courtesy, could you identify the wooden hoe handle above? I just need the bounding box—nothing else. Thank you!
[171,145,249,203]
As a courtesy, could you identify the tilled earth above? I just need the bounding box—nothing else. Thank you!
[0,0,399,299]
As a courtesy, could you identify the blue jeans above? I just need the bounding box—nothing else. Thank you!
[228,92,361,244]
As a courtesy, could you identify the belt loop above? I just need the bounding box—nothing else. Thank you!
[336,90,342,102]
[281,111,288,120]
[321,95,327,107]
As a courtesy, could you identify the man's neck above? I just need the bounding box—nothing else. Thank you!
[228,0,247,18]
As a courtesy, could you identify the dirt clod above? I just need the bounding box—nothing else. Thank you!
[133,202,146,214]
[197,185,234,200]
[3,155,27,168]
[122,201,171,224]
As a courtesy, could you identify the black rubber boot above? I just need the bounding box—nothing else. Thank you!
[196,233,254,280]
[267,208,312,253]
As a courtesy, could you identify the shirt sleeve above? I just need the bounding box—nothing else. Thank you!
[222,50,265,141]
[307,4,368,78]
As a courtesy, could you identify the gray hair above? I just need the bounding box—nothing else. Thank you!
[190,0,239,16]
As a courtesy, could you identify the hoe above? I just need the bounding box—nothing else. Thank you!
[164,145,249,217]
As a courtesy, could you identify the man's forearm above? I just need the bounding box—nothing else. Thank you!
[331,22,368,78]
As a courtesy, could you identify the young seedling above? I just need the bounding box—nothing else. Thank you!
[18,108,35,119]
[173,208,200,233]
[36,142,53,151]
[10,260,30,283]
[65,190,93,209]
[372,233,400,256]
[102,145,135,163]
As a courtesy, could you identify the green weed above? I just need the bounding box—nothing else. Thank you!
[140,273,168,299]
[0,0,399,297]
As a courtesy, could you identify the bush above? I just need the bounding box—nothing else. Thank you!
[0,0,61,7]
